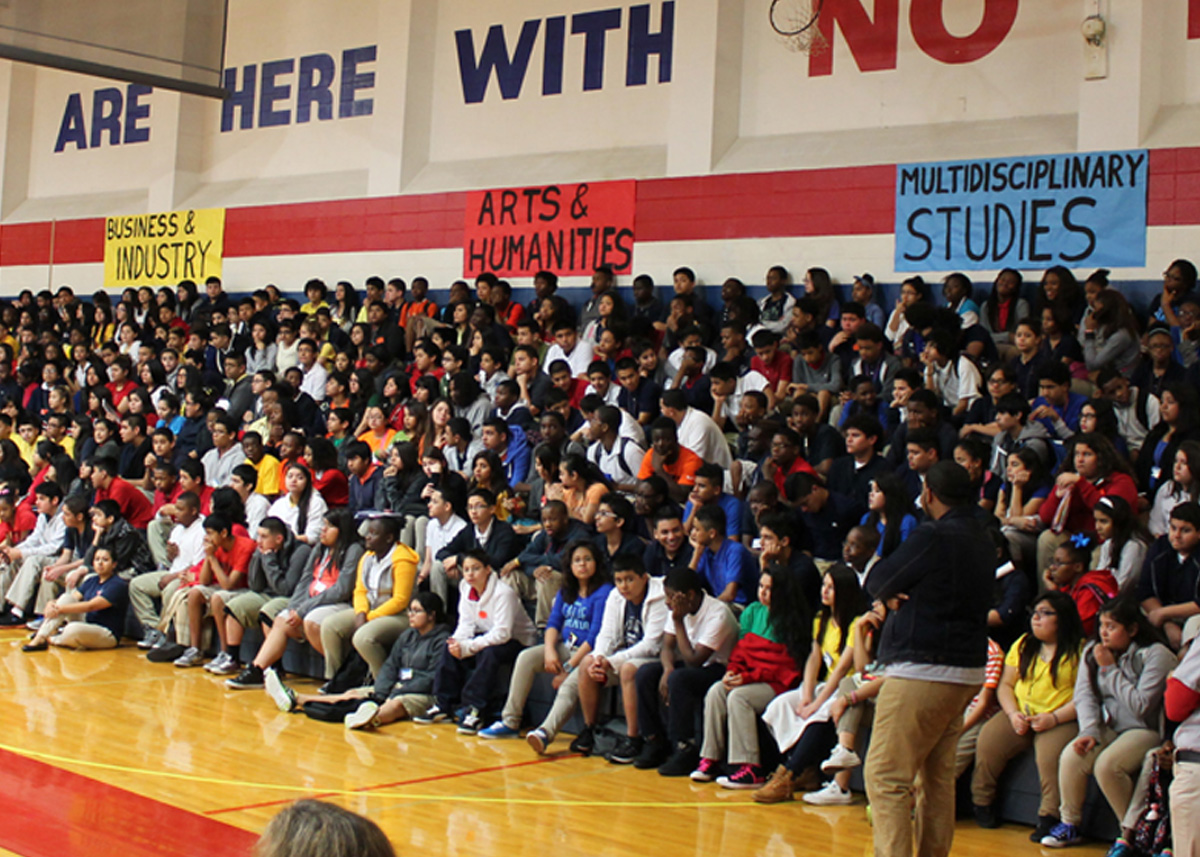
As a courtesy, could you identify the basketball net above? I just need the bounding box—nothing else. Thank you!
[770,0,830,55]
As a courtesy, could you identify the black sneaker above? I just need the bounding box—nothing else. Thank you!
[658,742,699,777]
[147,642,187,663]
[568,725,595,756]
[633,735,669,770]
[608,735,643,765]
[0,611,26,627]
[1030,815,1058,842]
[225,665,265,689]
[457,708,483,734]
[973,804,999,829]
[413,704,453,725]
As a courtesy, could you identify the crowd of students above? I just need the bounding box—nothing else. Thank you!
[0,264,1198,857]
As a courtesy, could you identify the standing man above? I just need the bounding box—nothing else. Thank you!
[863,461,993,857]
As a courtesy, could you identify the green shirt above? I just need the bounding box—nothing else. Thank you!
[738,601,779,642]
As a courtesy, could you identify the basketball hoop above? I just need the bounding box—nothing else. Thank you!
[769,0,828,54]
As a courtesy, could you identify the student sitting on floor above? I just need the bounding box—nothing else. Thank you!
[692,561,810,789]
[225,508,363,689]
[415,548,537,734]
[21,545,128,652]
[479,539,613,743]
[265,592,452,730]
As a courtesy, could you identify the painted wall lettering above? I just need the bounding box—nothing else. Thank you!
[463,181,636,277]
[54,84,152,152]
[894,151,1148,271]
[221,46,376,132]
[455,2,673,104]
[811,0,1018,77]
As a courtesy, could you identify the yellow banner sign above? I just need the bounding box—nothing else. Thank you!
[104,208,225,287]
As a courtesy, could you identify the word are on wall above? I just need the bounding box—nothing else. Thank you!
[222,46,376,132]
[104,208,225,287]
[455,2,673,103]
[893,150,1148,272]
[463,181,635,278]
[55,83,152,152]
[811,0,1018,77]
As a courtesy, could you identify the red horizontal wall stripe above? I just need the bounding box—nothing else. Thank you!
[4,150,1200,268]
[52,217,106,264]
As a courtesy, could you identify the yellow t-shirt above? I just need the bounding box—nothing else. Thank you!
[13,433,38,467]
[252,454,283,497]
[813,614,858,673]
[1006,634,1080,715]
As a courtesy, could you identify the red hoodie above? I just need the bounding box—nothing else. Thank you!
[1065,568,1119,636]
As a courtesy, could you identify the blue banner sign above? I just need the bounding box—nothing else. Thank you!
[895,150,1148,271]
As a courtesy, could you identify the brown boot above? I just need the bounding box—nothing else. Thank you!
[752,765,796,803]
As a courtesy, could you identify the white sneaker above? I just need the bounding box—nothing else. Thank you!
[205,652,236,674]
[264,668,297,712]
[203,651,227,673]
[174,646,204,668]
[821,744,862,773]
[345,701,380,730]
[803,781,853,806]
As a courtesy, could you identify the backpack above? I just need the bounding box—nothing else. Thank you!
[1131,753,1171,856]
[590,437,639,481]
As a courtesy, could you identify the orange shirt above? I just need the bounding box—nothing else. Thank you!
[637,446,703,487]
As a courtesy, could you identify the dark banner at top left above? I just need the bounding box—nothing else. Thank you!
[463,181,635,278]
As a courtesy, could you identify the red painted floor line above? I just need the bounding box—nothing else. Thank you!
[205,753,576,816]
[0,747,258,857]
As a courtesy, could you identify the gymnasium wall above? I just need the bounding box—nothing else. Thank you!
[0,0,1197,308]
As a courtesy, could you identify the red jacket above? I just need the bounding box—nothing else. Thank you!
[1039,472,1138,535]
[1065,569,1119,636]
[726,632,802,694]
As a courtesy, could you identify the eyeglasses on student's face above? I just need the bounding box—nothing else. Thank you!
[1032,608,1057,618]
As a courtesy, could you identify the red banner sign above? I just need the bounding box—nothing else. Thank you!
[463,180,635,278]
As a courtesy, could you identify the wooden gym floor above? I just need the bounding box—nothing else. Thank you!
[0,630,1109,857]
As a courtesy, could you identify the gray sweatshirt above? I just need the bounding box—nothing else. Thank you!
[1074,639,1177,740]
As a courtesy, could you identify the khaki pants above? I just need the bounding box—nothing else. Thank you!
[320,610,409,679]
[498,569,561,627]
[1171,758,1200,857]
[971,709,1077,816]
[147,517,172,569]
[401,515,428,558]
[835,674,876,736]
[129,571,181,627]
[222,591,287,628]
[955,720,985,779]
[158,584,221,645]
[1058,726,1161,826]
[500,642,576,731]
[864,677,979,857]
[5,554,55,614]
[429,559,452,606]
[700,681,777,766]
